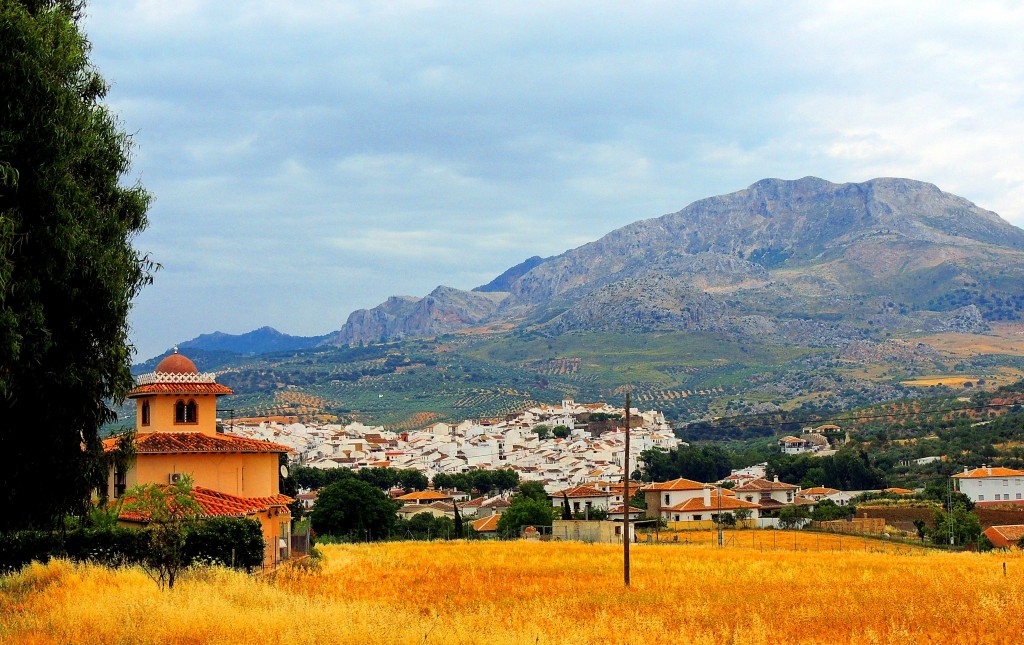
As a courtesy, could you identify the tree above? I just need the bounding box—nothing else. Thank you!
[120,476,202,589]
[552,425,570,438]
[496,497,554,538]
[397,468,428,492]
[930,504,982,547]
[912,519,927,543]
[777,505,810,530]
[561,493,572,520]
[533,424,551,440]
[0,0,153,532]
[310,478,400,541]
[809,499,851,522]
[516,480,549,503]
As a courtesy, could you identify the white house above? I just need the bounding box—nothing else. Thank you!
[550,484,613,515]
[640,477,712,518]
[660,487,760,522]
[952,466,1024,505]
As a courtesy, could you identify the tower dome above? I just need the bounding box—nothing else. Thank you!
[154,347,198,374]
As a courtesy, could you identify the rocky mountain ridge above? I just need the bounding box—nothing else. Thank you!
[331,177,1022,347]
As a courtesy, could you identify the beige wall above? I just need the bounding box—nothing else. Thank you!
[110,452,281,498]
[136,393,220,436]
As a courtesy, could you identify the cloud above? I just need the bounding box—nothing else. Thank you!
[79,1,1024,359]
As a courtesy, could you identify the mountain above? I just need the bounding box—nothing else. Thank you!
[331,177,1024,345]
[124,177,1024,432]
[175,326,331,356]
[473,255,547,293]
[331,286,508,346]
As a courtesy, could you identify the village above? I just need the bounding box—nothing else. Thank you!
[221,395,1024,547]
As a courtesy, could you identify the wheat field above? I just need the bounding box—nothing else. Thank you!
[2,538,1023,644]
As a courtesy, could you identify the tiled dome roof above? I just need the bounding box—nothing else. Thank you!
[155,347,198,374]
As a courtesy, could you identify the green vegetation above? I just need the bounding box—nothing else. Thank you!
[309,479,400,541]
[2,0,153,531]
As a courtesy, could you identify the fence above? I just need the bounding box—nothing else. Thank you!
[813,518,886,535]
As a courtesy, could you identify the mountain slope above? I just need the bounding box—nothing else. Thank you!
[330,177,1024,345]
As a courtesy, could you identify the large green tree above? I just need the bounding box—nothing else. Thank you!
[310,478,400,541]
[0,0,153,531]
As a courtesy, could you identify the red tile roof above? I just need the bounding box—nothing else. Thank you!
[641,477,706,491]
[664,494,759,513]
[802,486,841,496]
[551,485,608,498]
[119,485,292,522]
[953,467,1024,479]
[984,524,1024,548]
[396,490,454,502]
[733,478,799,492]
[104,432,291,454]
[471,513,501,532]
[128,382,234,396]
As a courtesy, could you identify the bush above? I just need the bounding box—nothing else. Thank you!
[0,518,265,575]
[183,517,265,571]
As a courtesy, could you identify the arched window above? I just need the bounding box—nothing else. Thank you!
[174,399,198,424]
[141,400,150,426]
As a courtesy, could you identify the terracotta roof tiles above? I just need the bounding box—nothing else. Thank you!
[471,513,501,532]
[119,485,292,522]
[104,432,291,454]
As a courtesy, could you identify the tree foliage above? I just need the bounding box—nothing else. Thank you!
[310,478,400,540]
[767,447,886,491]
[638,446,733,483]
[0,0,153,531]
[120,476,202,589]
[496,497,554,538]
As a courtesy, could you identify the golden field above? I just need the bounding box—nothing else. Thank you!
[3,537,1024,645]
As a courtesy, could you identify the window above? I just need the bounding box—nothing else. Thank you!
[141,400,150,426]
[1004,479,1009,487]
[979,495,985,501]
[114,470,126,498]
[665,494,670,505]
[1017,493,1021,500]
[694,514,702,521]
[174,399,198,424]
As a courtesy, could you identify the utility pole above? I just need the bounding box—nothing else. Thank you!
[623,392,631,587]
[717,484,723,547]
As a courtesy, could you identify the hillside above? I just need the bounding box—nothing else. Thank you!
[122,177,1024,433]
[333,177,1024,344]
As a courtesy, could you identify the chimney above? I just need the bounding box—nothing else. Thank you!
[703,486,711,507]
[773,475,780,483]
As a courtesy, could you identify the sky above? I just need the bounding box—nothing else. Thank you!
[80,1,1024,361]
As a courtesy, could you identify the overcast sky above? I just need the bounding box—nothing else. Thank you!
[81,1,1024,361]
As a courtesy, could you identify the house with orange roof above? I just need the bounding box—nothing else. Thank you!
[952,466,1024,504]
[801,486,841,501]
[640,477,709,518]
[102,348,293,568]
[397,501,456,519]
[983,524,1024,549]
[470,512,501,537]
[549,484,614,515]
[732,477,800,513]
[659,488,760,523]
[395,490,455,505]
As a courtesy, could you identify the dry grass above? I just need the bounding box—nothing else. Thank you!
[3,539,1024,644]
[900,376,980,387]
[915,324,1024,358]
